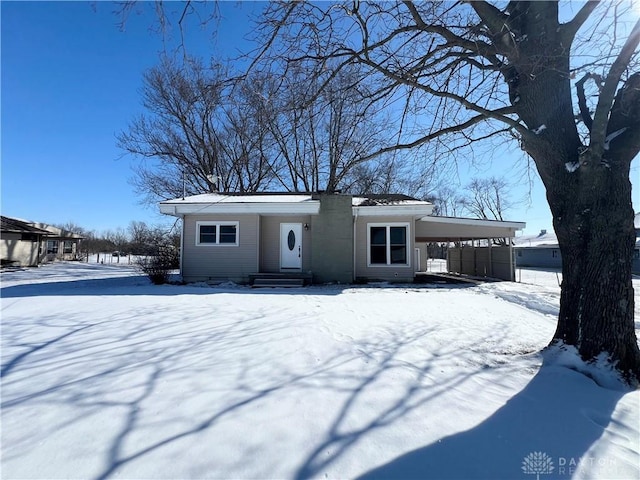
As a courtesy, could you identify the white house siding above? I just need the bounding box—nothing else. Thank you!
[354,215,415,282]
[259,215,312,273]
[1,233,40,267]
[182,214,259,283]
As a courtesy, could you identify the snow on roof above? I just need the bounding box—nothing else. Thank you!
[1,216,51,235]
[635,212,640,229]
[162,193,317,204]
[513,230,558,248]
[28,223,85,239]
[352,194,431,207]
[163,193,432,206]
[161,192,435,217]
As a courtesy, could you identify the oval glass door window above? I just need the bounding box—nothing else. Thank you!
[287,230,296,250]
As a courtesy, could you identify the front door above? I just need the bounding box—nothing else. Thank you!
[280,223,302,271]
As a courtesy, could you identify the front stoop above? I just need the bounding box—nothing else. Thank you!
[249,272,313,288]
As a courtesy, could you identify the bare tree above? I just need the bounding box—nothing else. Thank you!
[256,1,640,383]
[431,186,466,217]
[117,56,280,203]
[258,63,407,193]
[461,177,515,221]
[118,55,417,199]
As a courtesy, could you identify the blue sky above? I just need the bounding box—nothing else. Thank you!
[1,1,638,235]
[1,1,257,232]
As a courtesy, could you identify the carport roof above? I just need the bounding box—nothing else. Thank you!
[415,215,525,242]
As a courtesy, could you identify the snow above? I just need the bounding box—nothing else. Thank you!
[351,198,432,207]
[565,161,580,173]
[162,193,317,204]
[533,124,547,135]
[1,262,638,479]
[604,128,628,150]
[514,230,558,248]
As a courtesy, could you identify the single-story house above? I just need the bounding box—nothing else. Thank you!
[27,223,84,262]
[160,192,525,285]
[0,216,84,267]
[1,216,52,267]
[513,229,563,269]
[515,219,640,274]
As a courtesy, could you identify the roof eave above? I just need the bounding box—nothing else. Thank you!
[353,205,434,217]
[418,215,526,230]
[159,201,321,216]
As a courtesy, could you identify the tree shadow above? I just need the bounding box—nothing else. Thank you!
[292,327,499,480]
[4,265,630,479]
[0,274,474,299]
[0,308,494,479]
[356,361,632,480]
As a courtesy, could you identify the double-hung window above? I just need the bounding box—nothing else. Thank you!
[63,241,74,254]
[196,221,239,246]
[368,224,409,266]
[46,240,59,254]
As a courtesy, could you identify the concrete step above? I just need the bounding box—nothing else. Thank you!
[252,278,305,288]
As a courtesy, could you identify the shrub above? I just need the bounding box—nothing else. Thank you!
[136,245,179,285]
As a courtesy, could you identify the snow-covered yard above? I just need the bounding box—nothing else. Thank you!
[1,263,638,479]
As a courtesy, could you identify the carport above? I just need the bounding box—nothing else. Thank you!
[414,216,526,281]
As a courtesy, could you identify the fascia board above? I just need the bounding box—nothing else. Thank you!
[418,215,526,230]
[160,202,321,216]
[353,205,434,217]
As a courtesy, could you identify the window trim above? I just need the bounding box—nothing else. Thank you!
[195,221,239,246]
[46,239,59,255]
[63,241,74,254]
[366,222,410,267]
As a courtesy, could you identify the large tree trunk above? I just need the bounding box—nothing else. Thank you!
[498,2,640,385]
[550,169,640,382]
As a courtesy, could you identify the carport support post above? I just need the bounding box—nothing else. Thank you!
[488,240,493,278]
[509,240,514,282]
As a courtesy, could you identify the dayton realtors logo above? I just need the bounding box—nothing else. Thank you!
[521,451,618,478]
[522,452,555,480]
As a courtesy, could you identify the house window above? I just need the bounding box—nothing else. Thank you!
[368,223,409,266]
[63,241,74,254]
[196,221,239,246]
[46,240,59,254]
[634,249,639,260]
[517,250,522,257]
[552,249,559,258]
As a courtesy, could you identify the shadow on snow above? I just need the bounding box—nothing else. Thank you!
[0,274,473,299]
[1,264,631,479]
[355,363,628,480]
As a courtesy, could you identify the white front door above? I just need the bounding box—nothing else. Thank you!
[280,223,302,271]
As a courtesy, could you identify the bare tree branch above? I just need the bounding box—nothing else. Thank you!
[562,0,601,44]
[575,72,603,131]
[588,18,640,160]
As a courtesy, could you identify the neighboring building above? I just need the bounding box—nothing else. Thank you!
[27,223,84,262]
[0,216,51,267]
[513,229,562,269]
[515,219,640,274]
[0,216,84,267]
[160,192,525,284]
